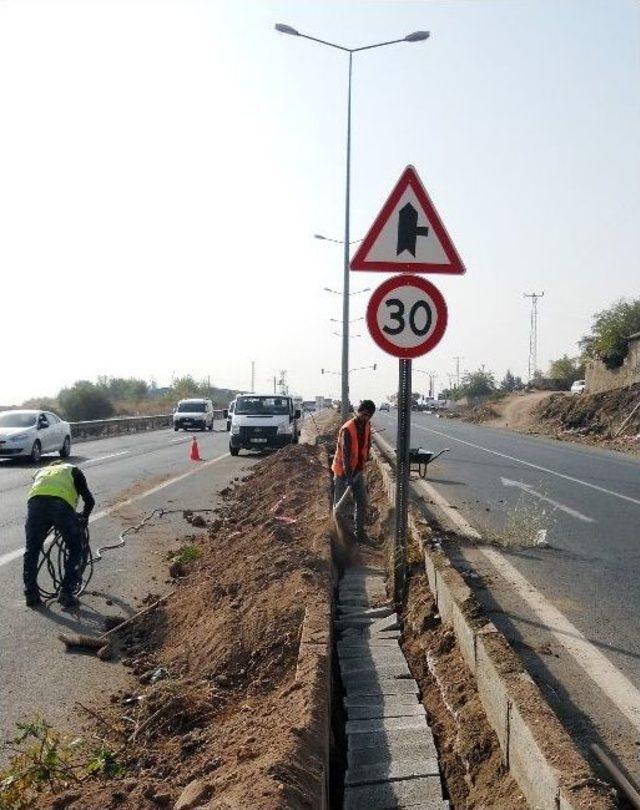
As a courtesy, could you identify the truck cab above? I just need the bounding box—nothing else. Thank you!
[229,395,301,456]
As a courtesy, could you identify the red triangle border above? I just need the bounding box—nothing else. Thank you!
[350,165,466,274]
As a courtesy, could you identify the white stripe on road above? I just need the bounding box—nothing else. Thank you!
[412,423,640,508]
[500,477,595,523]
[0,452,229,569]
[81,450,130,466]
[479,545,640,732]
[374,433,640,733]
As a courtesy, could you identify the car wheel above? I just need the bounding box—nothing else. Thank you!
[207,422,213,432]
[174,425,179,432]
[30,440,42,463]
[229,445,239,457]
[60,436,71,458]
[226,421,231,432]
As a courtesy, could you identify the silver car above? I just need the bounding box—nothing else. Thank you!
[0,410,72,462]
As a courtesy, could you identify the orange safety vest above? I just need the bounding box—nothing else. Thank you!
[332,419,371,477]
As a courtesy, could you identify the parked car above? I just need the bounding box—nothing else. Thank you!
[173,399,214,431]
[379,402,390,412]
[0,410,71,462]
[570,380,586,395]
[229,394,301,456]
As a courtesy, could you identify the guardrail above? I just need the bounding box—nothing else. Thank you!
[70,411,228,442]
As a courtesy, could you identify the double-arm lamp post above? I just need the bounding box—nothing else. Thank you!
[276,24,430,419]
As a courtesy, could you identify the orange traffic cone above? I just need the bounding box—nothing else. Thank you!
[189,436,201,461]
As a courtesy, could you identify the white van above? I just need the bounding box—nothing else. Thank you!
[229,394,301,456]
[173,399,214,431]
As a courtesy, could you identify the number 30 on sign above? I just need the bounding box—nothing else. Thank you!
[366,274,448,359]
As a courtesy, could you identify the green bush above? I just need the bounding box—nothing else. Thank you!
[58,382,115,422]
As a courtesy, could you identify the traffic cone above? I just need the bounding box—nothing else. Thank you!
[189,436,201,461]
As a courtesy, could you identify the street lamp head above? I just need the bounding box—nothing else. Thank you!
[404,30,430,42]
[275,23,300,36]
[314,233,327,240]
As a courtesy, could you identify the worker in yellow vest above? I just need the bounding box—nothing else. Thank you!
[332,400,376,544]
[24,461,95,609]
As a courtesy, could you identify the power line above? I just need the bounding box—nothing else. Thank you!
[523,292,544,381]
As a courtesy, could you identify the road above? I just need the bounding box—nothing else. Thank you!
[0,427,257,756]
[375,409,640,784]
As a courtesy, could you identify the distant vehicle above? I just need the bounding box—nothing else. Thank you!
[229,395,301,456]
[302,400,317,413]
[0,410,71,462]
[226,400,235,432]
[570,380,586,395]
[173,399,214,431]
[379,402,390,412]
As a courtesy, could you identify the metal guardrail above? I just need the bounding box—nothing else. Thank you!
[70,411,228,441]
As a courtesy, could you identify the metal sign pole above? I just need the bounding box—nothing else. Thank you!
[394,358,412,609]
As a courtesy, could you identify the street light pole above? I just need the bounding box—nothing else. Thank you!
[342,50,353,420]
[276,24,430,421]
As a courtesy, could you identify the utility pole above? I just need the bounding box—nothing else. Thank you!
[250,361,255,393]
[278,370,288,396]
[523,292,544,381]
[453,356,463,389]
[272,375,277,394]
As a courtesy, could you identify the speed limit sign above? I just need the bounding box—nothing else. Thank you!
[366,274,447,359]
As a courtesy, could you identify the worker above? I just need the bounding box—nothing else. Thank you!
[332,400,376,545]
[23,461,95,609]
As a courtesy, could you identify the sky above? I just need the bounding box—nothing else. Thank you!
[1,0,639,406]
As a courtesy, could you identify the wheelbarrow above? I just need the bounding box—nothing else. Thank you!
[409,447,450,479]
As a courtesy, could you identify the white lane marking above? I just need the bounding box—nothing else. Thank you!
[479,545,640,732]
[411,423,640,508]
[170,438,190,444]
[374,433,640,732]
[0,452,229,569]
[500,477,595,523]
[81,450,130,466]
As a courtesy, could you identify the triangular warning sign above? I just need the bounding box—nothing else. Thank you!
[350,166,465,274]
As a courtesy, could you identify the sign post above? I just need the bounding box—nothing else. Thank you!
[394,358,412,607]
[353,165,465,610]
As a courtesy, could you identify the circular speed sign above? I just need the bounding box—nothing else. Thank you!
[366,274,448,359]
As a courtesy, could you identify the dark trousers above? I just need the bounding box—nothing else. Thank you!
[24,496,82,596]
[333,472,367,537]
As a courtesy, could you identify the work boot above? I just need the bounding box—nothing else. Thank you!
[58,591,80,609]
[25,592,42,609]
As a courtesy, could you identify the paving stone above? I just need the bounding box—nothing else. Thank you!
[338,640,400,656]
[343,677,420,697]
[338,605,395,619]
[345,757,440,786]
[348,727,435,752]
[339,595,384,607]
[347,714,427,735]
[338,649,406,665]
[340,659,411,678]
[347,703,426,720]
[344,694,420,709]
[343,775,444,809]
[348,739,438,768]
[340,628,402,640]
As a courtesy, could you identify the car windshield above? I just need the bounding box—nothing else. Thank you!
[0,412,37,428]
[178,402,206,412]
[235,397,289,415]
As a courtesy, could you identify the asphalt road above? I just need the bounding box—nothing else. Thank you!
[0,427,258,756]
[375,410,640,782]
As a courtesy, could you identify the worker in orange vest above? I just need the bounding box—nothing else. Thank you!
[332,400,376,544]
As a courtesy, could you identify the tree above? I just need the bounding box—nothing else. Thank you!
[500,370,523,392]
[547,355,585,389]
[579,298,640,369]
[97,376,149,401]
[58,381,115,422]
[459,370,496,398]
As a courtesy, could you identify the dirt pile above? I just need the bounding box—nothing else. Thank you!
[34,443,334,810]
[535,382,640,449]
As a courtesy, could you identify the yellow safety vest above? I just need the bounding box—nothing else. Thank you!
[29,464,79,510]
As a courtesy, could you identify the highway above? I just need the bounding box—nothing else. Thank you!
[0,427,257,755]
[375,409,640,783]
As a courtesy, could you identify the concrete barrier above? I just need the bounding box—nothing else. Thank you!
[370,438,616,810]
